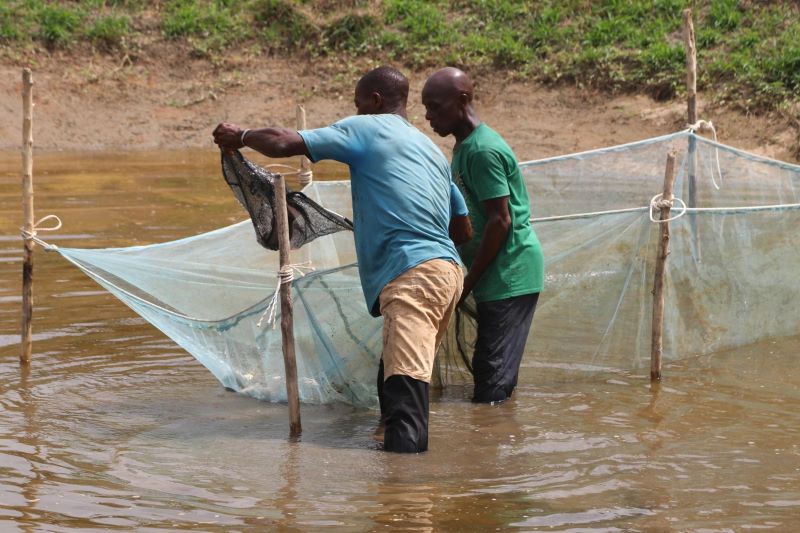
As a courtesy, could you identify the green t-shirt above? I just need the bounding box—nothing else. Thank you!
[452,123,544,303]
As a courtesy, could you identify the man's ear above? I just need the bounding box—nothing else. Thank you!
[372,91,383,110]
[458,93,472,117]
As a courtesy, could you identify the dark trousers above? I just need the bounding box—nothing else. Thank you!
[377,359,429,453]
[472,292,539,403]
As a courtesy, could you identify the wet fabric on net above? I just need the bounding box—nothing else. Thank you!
[221,149,352,250]
[52,131,800,407]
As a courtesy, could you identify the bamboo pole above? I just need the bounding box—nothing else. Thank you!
[295,105,312,187]
[274,173,302,436]
[651,151,677,382]
[20,68,34,365]
[684,8,701,261]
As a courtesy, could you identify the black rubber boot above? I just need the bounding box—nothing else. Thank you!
[382,374,429,453]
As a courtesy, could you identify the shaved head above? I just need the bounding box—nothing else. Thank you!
[423,67,474,101]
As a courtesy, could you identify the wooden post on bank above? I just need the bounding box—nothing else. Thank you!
[295,105,312,187]
[274,174,302,436]
[20,68,34,365]
[684,8,701,261]
[684,9,697,127]
[651,151,677,382]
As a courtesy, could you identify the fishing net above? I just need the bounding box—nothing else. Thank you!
[50,130,800,407]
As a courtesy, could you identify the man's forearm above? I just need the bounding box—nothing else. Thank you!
[463,216,509,295]
[244,128,311,159]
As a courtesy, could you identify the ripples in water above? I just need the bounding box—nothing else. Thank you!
[1,150,799,530]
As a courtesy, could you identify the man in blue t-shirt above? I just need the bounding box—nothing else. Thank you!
[213,66,470,453]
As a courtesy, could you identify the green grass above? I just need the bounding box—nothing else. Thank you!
[162,0,249,56]
[87,14,130,49]
[1,0,798,114]
[2,0,131,48]
[0,2,25,40]
[37,4,85,46]
[252,0,314,52]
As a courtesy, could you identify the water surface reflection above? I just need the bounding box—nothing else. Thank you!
[1,150,799,530]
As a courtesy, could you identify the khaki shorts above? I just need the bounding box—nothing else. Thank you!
[379,259,463,383]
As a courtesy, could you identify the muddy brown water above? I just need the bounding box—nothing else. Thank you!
[1,150,799,531]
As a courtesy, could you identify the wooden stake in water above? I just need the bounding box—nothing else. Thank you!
[295,105,312,187]
[684,8,701,261]
[651,151,677,382]
[274,173,302,436]
[20,68,34,365]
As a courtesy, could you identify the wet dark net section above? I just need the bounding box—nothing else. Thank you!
[433,297,478,388]
[221,150,353,250]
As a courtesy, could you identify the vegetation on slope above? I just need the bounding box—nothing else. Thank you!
[2,0,798,115]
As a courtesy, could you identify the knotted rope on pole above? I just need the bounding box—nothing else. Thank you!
[687,119,724,190]
[257,261,315,328]
[649,193,687,223]
[264,164,313,186]
[20,214,62,251]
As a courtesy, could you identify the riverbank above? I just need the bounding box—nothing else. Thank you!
[1,52,798,164]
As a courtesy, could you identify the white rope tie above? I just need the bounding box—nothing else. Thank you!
[20,214,62,251]
[256,261,315,328]
[688,120,724,190]
[649,193,687,223]
[532,198,800,224]
[264,164,301,175]
[297,169,313,186]
[264,164,314,187]
[530,206,647,223]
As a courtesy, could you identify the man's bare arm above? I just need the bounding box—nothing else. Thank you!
[460,196,510,303]
[212,122,311,158]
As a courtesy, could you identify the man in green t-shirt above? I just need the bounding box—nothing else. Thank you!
[422,67,545,403]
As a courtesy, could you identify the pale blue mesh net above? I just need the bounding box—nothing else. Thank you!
[52,131,800,407]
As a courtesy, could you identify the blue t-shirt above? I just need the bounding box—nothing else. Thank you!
[299,114,465,316]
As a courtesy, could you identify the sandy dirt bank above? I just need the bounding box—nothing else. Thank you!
[1,51,797,163]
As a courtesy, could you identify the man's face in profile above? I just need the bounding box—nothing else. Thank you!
[422,87,461,137]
